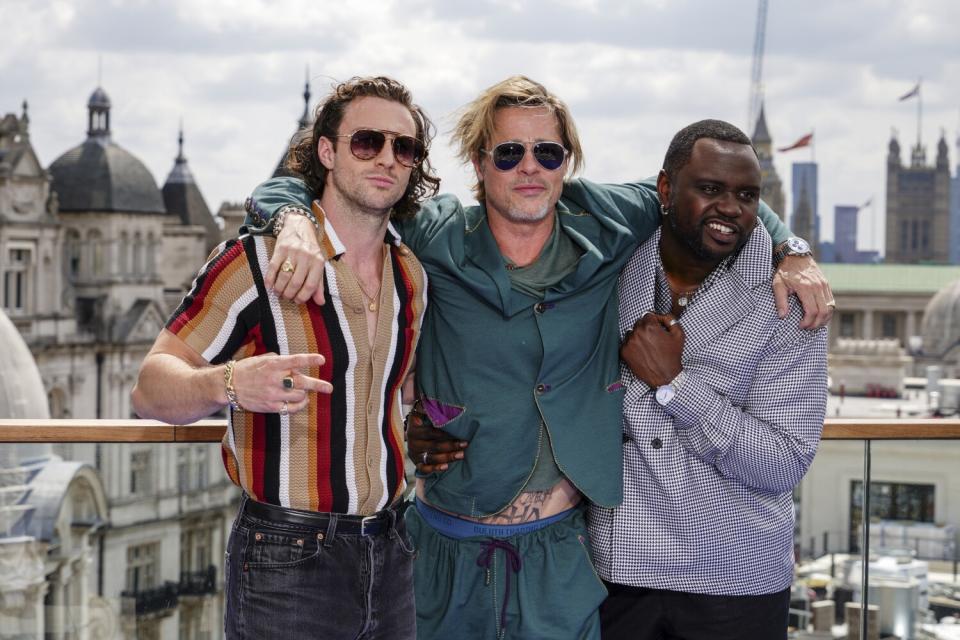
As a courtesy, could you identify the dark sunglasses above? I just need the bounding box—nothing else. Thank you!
[480,141,568,171]
[332,128,426,168]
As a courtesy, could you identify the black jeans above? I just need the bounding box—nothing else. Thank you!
[224,496,417,639]
[600,581,790,640]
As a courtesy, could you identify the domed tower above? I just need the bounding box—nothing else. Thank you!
[920,278,960,375]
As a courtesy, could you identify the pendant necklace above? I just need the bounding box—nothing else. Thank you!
[671,284,699,308]
[356,278,382,312]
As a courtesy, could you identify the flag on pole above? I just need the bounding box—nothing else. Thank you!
[777,132,813,153]
[898,82,920,101]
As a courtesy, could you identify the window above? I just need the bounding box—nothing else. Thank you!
[921,220,930,251]
[900,221,908,253]
[3,247,31,313]
[126,543,159,593]
[881,313,898,339]
[177,447,190,492]
[177,446,210,492]
[130,450,153,495]
[119,232,130,272]
[133,233,144,275]
[911,220,918,251]
[849,480,935,551]
[839,313,856,338]
[87,230,104,276]
[64,229,81,280]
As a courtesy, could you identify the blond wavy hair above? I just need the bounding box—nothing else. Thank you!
[452,76,584,201]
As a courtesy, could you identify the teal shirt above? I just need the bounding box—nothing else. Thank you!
[246,177,789,516]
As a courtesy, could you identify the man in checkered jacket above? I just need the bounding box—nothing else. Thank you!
[589,119,828,640]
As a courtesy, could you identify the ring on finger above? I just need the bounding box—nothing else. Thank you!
[421,451,429,465]
[282,375,295,390]
[825,299,836,308]
[281,259,295,274]
[668,318,679,327]
[279,401,289,417]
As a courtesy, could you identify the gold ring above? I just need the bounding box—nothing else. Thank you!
[282,376,295,390]
[281,259,295,274]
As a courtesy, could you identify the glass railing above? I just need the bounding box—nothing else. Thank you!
[1,418,959,640]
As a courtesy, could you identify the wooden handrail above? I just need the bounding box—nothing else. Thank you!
[1,419,960,443]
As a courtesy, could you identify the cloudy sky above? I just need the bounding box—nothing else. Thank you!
[2,0,958,253]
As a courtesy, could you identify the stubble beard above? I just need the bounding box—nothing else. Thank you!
[330,169,403,222]
[665,202,732,263]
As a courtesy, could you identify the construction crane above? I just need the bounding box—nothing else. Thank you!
[747,0,769,133]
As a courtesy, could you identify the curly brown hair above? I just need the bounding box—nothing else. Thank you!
[285,76,440,220]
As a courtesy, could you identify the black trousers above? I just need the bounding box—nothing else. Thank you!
[600,581,790,640]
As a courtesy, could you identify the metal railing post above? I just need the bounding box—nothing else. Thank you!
[860,439,872,640]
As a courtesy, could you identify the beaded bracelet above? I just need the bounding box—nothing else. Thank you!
[272,205,318,237]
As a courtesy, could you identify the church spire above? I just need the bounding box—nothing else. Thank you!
[298,65,312,130]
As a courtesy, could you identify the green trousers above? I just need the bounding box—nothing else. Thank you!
[405,504,607,640]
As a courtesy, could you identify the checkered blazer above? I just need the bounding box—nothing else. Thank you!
[588,224,828,596]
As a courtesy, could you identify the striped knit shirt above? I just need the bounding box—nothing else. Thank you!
[167,204,427,515]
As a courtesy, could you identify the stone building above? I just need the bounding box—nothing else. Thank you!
[0,308,110,639]
[1,89,234,640]
[884,132,951,264]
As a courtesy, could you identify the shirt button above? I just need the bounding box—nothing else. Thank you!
[354,306,364,315]
[651,438,663,450]
[398,245,410,256]
[535,302,547,313]
[536,384,550,394]
[367,456,375,467]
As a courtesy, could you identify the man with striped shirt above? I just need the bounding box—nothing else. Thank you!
[132,76,436,639]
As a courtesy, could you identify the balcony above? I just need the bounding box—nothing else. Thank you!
[120,581,179,617]
[1,417,960,639]
[179,565,217,597]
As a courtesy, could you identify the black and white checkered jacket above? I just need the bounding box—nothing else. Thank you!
[589,223,828,596]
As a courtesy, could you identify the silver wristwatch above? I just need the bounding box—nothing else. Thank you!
[773,236,811,264]
[655,370,687,406]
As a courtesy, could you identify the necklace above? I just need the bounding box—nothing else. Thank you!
[343,260,383,313]
[355,277,382,312]
[670,284,699,308]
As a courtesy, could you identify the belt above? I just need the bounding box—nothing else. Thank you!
[415,497,575,539]
[243,497,396,537]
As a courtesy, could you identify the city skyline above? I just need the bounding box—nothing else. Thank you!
[2,0,958,254]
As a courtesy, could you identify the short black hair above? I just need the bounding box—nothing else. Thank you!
[662,119,756,180]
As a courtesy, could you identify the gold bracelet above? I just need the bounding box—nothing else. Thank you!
[224,360,241,410]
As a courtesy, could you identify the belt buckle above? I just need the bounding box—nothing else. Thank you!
[360,515,378,536]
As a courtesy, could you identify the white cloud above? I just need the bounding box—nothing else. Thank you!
[1,0,957,252]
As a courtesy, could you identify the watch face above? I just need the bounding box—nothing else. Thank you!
[787,237,810,254]
[655,384,676,406]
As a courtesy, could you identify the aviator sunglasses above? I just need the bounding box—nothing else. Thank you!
[332,128,426,168]
[481,141,568,171]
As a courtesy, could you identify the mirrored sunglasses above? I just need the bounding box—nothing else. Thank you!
[481,141,568,171]
[333,128,426,168]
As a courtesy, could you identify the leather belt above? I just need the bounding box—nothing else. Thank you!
[243,497,395,536]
